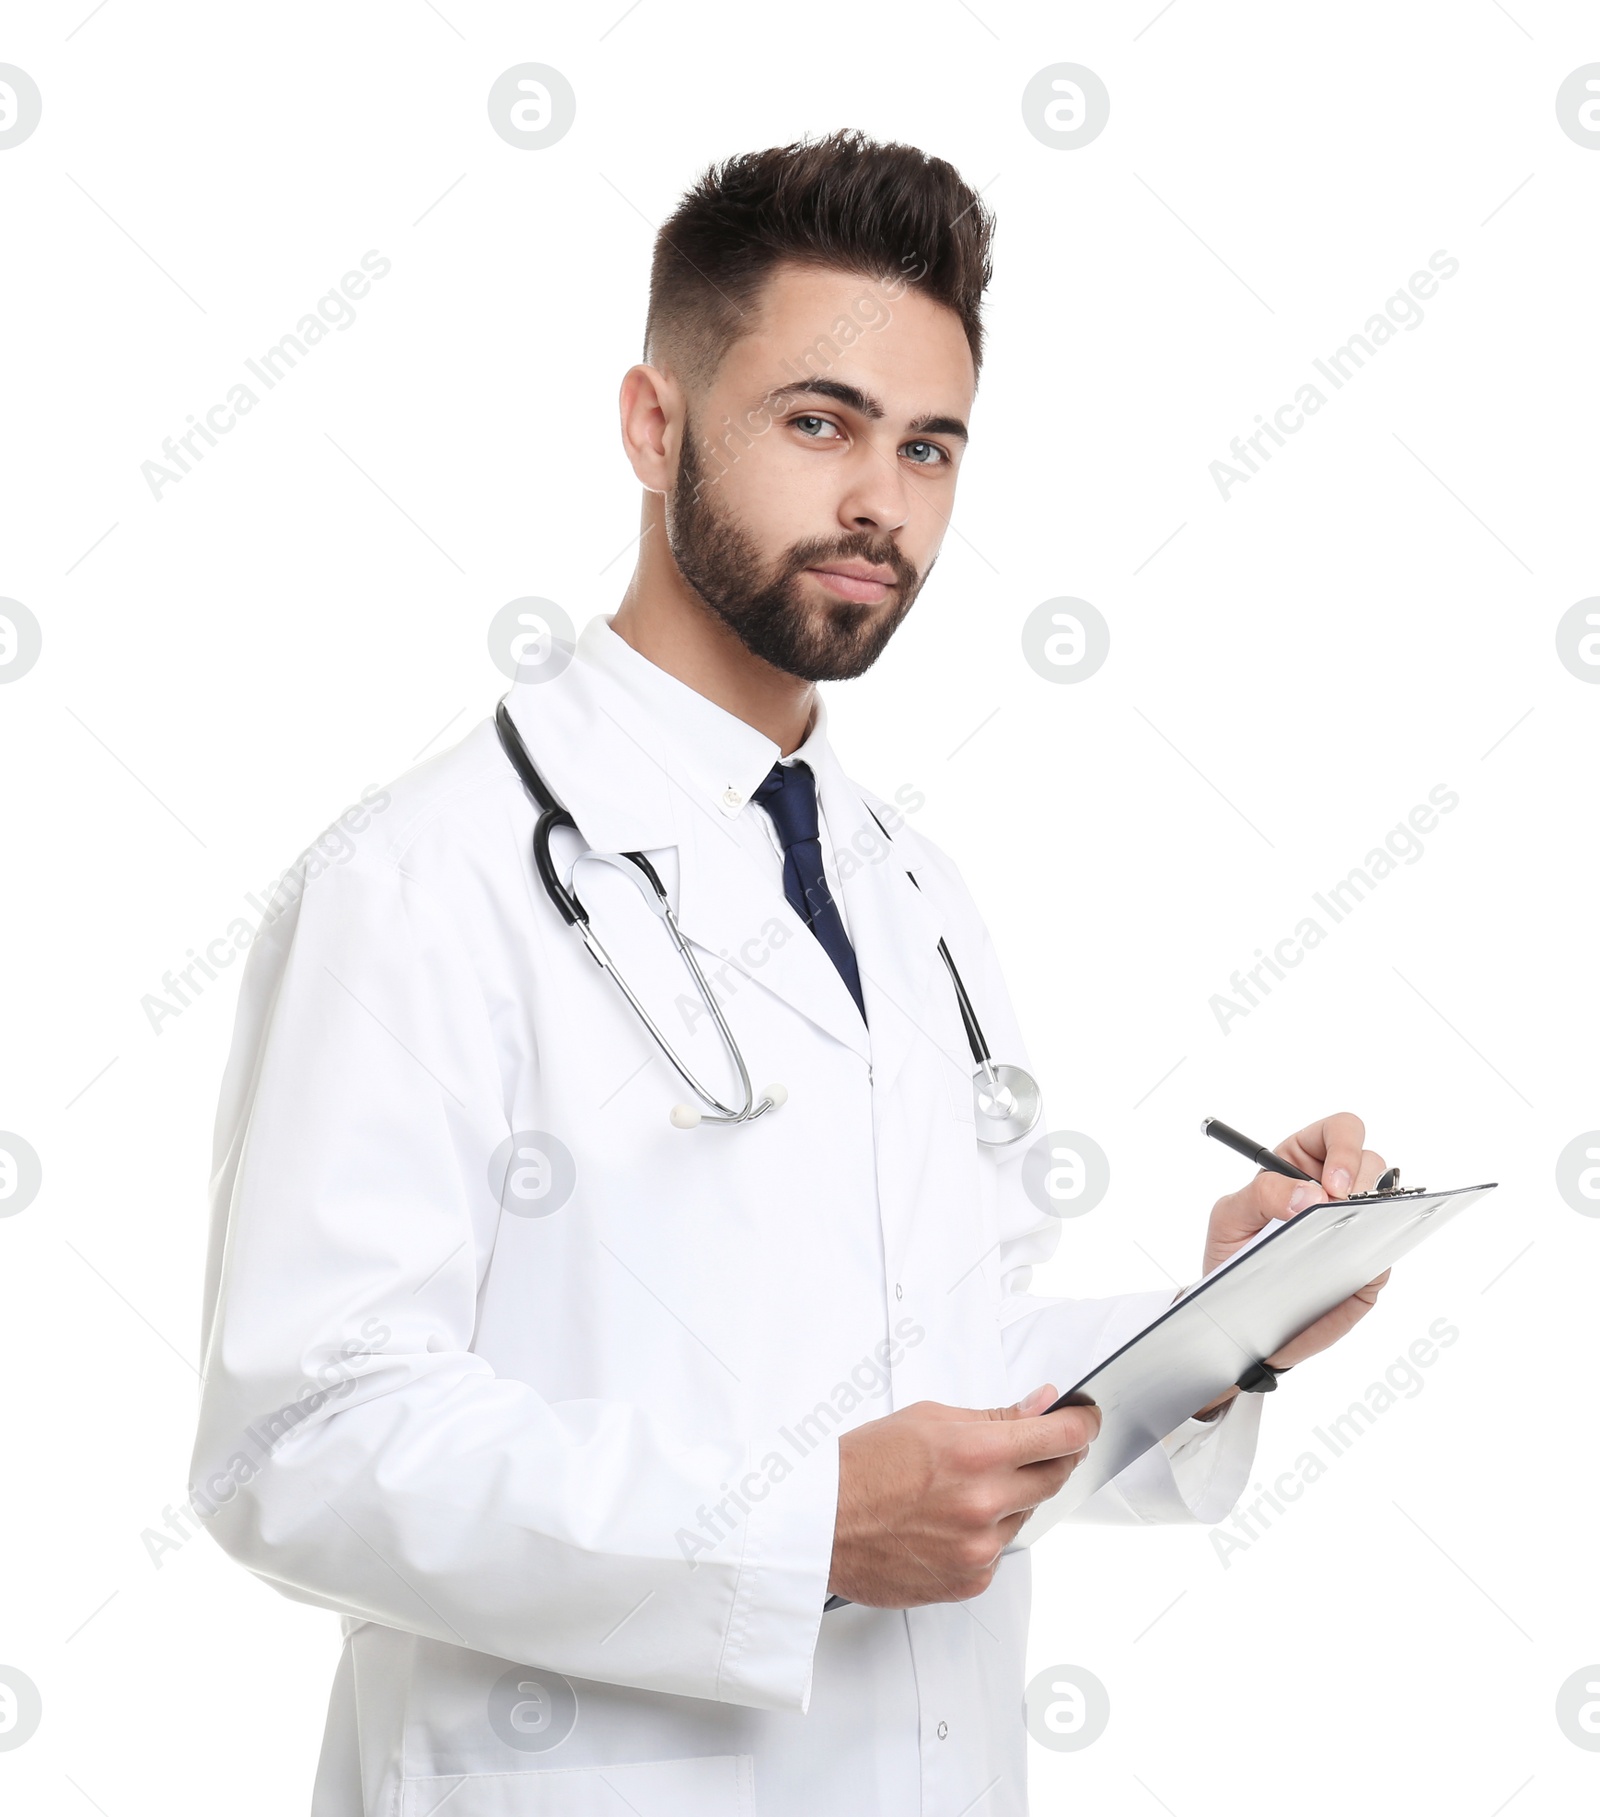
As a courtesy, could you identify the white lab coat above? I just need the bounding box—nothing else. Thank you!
[191,614,1261,1817]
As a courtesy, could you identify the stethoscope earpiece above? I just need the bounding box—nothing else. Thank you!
[669,1084,786,1131]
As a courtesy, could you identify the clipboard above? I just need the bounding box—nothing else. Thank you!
[1020,1179,1498,1528]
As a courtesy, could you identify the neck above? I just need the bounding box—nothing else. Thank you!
[609,492,817,756]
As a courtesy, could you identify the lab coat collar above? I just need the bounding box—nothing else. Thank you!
[571,615,791,829]
[500,616,878,1062]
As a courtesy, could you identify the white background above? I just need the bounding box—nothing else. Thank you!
[2,2,1597,1812]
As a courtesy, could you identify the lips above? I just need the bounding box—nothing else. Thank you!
[806,564,897,603]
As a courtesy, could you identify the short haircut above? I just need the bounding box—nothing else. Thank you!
[643,127,995,398]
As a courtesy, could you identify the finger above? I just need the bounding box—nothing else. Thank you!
[1284,1149,1386,1213]
[978,1384,1058,1424]
[1262,1170,1318,1223]
[996,1510,1030,1547]
[1002,1438,1090,1510]
[1352,1147,1387,1194]
[1283,1111,1366,1198]
[1217,1170,1305,1248]
[999,1459,1076,1520]
[1001,1403,1101,1466]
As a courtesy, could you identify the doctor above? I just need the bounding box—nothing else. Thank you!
[192,129,1392,1816]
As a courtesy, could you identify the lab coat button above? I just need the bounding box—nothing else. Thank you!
[894,1282,903,1301]
[936,1721,949,1740]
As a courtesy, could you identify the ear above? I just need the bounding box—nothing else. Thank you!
[619,362,686,495]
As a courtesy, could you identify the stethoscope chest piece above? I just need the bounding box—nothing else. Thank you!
[973,1062,1042,1146]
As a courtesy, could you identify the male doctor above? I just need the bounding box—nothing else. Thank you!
[193,130,1392,1816]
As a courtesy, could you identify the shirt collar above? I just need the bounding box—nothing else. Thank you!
[576,613,830,820]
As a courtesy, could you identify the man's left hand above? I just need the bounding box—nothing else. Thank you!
[1188,1111,1391,1420]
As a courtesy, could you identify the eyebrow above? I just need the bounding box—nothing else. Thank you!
[761,377,968,444]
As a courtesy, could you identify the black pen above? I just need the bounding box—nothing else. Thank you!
[1201,1117,1316,1182]
[1203,1116,1403,1194]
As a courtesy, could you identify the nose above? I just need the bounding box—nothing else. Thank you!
[837,446,911,536]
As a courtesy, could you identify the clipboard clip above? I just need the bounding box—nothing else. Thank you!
[1348,1166,1427,1200]
[1235,1359,1288,1393]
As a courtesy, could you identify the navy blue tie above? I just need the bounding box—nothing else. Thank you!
[751,760,867,1022]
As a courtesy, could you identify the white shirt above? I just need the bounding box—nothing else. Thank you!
[575,621,852,938]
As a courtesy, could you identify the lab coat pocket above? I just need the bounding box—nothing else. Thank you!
[400,1753,755,1816]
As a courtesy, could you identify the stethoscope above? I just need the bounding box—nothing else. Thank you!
[495,700,1042,1145]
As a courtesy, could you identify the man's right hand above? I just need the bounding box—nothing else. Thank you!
[826,1384,1098,1607]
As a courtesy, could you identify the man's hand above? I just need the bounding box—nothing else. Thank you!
[827,1386,1097,1607]
[1190,1111,1392,1419]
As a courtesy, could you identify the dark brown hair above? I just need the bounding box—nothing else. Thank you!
[643,128,996,396]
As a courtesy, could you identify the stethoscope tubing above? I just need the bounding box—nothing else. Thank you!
[580,906,774,1124]
[498,702,772,1125]
[494,699,1034,1139]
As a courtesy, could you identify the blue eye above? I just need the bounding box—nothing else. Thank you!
[903,441,948,466]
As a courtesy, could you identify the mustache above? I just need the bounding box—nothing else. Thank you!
[784,538,918,588]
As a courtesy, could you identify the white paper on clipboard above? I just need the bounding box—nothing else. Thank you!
[1015,1180,1498,1534]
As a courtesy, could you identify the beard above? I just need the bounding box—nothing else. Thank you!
[664,415,931,683]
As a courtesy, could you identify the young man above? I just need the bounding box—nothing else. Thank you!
[193,130,1389,1817]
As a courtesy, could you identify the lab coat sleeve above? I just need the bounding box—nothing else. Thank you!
[190,845,836,1714]
[996,1265,1263,1534]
